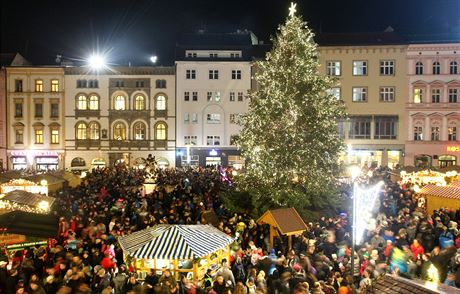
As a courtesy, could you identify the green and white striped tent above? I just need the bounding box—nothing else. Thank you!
[118,224,235,259]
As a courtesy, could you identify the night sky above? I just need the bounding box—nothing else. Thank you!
[1,0,459,65]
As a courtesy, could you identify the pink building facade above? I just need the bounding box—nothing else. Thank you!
[405,43,460,168]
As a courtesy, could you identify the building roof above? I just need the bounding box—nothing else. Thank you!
[316,28,407,46]
[3,190,56,208]
[64,66,175,75]
[0,53,31,67]
[118,224,235,259]
[0,211,57,238]
[418,184,460,200]
[369,274,459,294]
[177,30,258,48]
[257,208,307,235]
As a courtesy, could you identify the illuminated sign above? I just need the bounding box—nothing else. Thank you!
[11,151,59,157]
[447,146,460,152]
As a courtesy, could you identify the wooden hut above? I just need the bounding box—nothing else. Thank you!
[257,207,308,249]
[118,224,235,280]
[417,185,460,214]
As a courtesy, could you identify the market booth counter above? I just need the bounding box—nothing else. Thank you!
[118,224,235,280]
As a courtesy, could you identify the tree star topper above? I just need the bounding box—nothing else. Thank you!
[289,2,297,17]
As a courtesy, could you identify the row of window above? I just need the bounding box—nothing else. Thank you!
[15,102,59,118]
[184,91,245,102]
[185,69,242,80]
[414,61,458,75]
[186,52,241,58]
[75,121,168,141]
[413,125,457,141]
[338,116,398,139]
[184,135,221,146]
[183,113,242,124]
[326,60,395,76]
[413,87,460,103]
[15,79,60,93]
[14,125,60,145]
[326,60,459,76]
[327,87,397,102]
[76,80,99,88]
[74,93,168,111]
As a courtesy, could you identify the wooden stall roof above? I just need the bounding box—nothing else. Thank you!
[368,274,459,294]
[0,211,57,238]
[3,190,56,207]
[257,208,307,235]
[418,184,460,200]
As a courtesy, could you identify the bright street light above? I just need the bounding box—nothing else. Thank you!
[150,55,158,63]
[88,54,106,70]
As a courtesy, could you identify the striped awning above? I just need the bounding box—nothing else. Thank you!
[418,184,460,200]
[118,224,235,260]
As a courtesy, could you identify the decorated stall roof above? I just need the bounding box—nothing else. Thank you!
[118,224,235,259]
[369,274,459,294]
[3,190,56,207]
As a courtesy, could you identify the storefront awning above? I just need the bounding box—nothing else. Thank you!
[118,224,235,259]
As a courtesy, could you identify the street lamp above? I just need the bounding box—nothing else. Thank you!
[150,55,158,63]
[87,54,107,70]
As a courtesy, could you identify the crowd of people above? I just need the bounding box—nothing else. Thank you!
[0,165,460,294]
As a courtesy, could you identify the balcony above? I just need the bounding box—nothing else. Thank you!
[154,110,167,118]
[109,140,131,148]
[75,109,101,118]
[109,110,150,121]
[153,140,167,149]
[131,140,150,148]
[76,139,101,148]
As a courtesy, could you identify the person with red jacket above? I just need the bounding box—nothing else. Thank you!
[410,239,425,261]
[100,251,116,271]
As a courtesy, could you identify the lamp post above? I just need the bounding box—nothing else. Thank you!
[349,166,360,279]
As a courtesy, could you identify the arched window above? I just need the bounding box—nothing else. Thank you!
[450,61,458,74]
[77,95,87,110]
[155,122,167,140]
[133,121,146,140]
[89,95,99,110]
[415,61,424,75]
[76,123,87,139]
[114,95,126,110]
[89,122,100,140]
[113,122,126,140]
[156,94,166,110]
[71,157,86,167]
[134,95,145,110]
[432,61,441,75]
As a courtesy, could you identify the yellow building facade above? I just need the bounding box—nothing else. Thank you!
[318,44,408,168]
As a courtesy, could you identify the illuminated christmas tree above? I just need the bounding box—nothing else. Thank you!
[236,3,347,216]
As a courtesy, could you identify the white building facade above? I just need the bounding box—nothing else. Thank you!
[405,43,460,168]
[5,67,66,170]
[64,67,176,170]
[175,32,257,167]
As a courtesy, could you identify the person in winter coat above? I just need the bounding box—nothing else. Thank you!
[410,239,425,261]
[216,259,235,288]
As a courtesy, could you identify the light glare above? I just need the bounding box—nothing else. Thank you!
[88,54,106,69]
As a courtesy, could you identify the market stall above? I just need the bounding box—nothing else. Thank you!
[257,207,308,248]
[118,224,235,280]
[417,184,460,214]
[0,190,55,214]
[0,179,48,195]
[399,169,460,187]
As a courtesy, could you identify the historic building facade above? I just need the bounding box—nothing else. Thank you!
[175,31,256,168]
[5,67,66,170]
[317,34,408,168]
[405,43,460,167]
[64,67,176,170]
[0,68,6,169]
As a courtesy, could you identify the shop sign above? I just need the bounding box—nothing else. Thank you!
[6,240,47,251]
[447,146,460,152]
[11,151,58,157]
[36,157,59,164]
[12,157,27,163]
[0,234,26,245]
